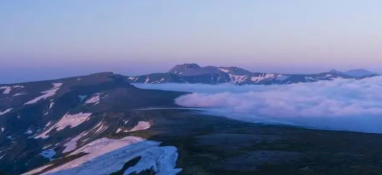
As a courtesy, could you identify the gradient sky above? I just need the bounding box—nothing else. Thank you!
[1,1,382,83]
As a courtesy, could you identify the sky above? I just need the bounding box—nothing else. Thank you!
[1,1,382,83]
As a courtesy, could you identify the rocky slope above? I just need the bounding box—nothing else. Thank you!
[127,63,378,85]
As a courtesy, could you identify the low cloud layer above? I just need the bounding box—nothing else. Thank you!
[135,77,382,133]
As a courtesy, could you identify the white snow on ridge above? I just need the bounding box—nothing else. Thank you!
[0,108,12,116]
[38,136,181,175]
[25,83,63,105]
[85,94,100,105]
[35,113,91,139]
[129,121,151,132]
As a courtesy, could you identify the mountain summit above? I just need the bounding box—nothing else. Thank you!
[169,63,222,76]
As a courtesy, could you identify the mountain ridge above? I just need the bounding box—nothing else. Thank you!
[127,63,379,85]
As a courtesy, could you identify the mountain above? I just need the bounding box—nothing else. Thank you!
[0,72,185,175]
[127,63,378,85]
[329,68,378,78]
[2,72,382,175]
[344,69,378,78]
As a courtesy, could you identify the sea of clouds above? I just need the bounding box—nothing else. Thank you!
[134,77,382,134]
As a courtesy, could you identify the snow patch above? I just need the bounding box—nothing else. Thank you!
[94,122,107,134]
[116,128,122,133]
[251,74,276,82]
[40,149,56,160]
[0,108,12,116]
[145,77,150,84]
[305,77,316,81]
[219,68,229,73]
[25,129,33,135]
[0,86,11,94]
[25,83,62,105]
[49,101,54,109]
[43,144,52,149]
[35,113,91,139]
[85,93,100,105]
[276,75,289,81]
[229,74,247,84]
[63,132,88,153]
[45,101,55,115]
[46,121,52,127]
[39,136,181,175]
[159,78,165,83]
[129,121,151,132]
[1,127,4,132]
[0,85,23,94]
[13,92,26,96]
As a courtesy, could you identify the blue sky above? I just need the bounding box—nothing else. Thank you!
[1,1,382,83]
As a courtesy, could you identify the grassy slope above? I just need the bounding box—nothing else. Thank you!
[131,109,382,175]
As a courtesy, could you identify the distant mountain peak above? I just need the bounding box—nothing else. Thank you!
[184,63,200,67]
[344,69,376,78]
[346,68,371,73]
[329,69,342,73]
[169,63,218,76]
[171,63,201,70]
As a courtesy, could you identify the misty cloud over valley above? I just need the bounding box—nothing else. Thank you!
[135,76,382,134]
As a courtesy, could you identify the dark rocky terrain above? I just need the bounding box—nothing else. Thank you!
[126,63,378,85]
[0,72,381,175]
